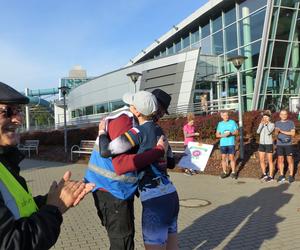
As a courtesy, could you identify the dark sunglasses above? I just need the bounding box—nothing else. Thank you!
[0,106,23,118]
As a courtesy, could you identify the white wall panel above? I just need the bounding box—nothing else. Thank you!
[66,48,200,125]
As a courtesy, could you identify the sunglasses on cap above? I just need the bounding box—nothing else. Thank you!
[0,106,23,118]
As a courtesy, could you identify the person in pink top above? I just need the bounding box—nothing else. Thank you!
[183,113,199,175]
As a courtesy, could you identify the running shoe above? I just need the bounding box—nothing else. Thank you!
[231,172,237,179]
[220,172,229,179]
[260,173,268,180]
[184,169,193,176]
[288,175,295,184]
[277,175,285,183]
[265,176,274,182]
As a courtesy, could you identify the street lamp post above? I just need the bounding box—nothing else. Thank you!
[127,72,142,93]
[227,55,247,160]
[58,86,70,160]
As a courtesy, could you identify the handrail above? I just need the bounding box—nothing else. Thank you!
[23,98,239,132]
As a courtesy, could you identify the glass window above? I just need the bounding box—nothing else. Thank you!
[267,70,285,95]
[153,51,160,59]
[85,106,93,116]
[281,0,298,8]
[286,70,300,94]
[239,0,267,18]
[274,0,280,5]
[196,55,218,80]
[226,50,240,74]
[191,30,200,44]
[212,14,222,33]
[265,41,274,67]
[71,110,76,118]
[201,22,210,38]
[241,70,257,95]
[240,40,261,68]
[76,108,84,117]
[225,24,237,52]
[289,42,300,68]
[160,49,166,56]
[219,56,226,75]
[96,103,109,114]
[167,44,174,55]
[212,31,224,55]
[293,12,300,42]
[212,82,218,100]
[175,40,181,52]
[271,41,289,67]
[182,35,190,49]
[269,7,279,40]
[111,100,125,111]
[276,8,294,40]
[281,95,290,110]
[201,36,212,54]
[228,75,238,97]
[239,9,265,46]
[224,7,236,26]
[264,95,282,111]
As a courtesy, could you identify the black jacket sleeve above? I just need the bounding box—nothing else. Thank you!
[34,194,47,208]
[0,192,63,250]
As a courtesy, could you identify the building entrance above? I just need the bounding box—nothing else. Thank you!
[193,81,213,113]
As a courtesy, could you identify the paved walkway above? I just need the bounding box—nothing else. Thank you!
[20,159,300,250]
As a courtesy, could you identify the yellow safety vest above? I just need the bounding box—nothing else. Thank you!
[0,162,38,217]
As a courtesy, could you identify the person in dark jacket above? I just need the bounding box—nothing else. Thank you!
[0,82,94,250]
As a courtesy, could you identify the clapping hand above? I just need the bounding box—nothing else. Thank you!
[46,171,95,214]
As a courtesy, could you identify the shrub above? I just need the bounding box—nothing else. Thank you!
[21,126,98,147]
[158,111,300,141]
[21,111,300,146]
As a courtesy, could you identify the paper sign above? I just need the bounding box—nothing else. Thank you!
[178,142,213,171]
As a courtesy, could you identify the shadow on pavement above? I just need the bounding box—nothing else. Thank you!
[179,184,292,249]
[236,139,258,177]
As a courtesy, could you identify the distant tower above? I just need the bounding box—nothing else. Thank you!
[69,65,87,78]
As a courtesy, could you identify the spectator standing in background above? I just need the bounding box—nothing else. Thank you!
[200,94,208,114]
[256,110,275,182]
[216,111,238,179]
[183,113,199,176]
[275,109,296,184]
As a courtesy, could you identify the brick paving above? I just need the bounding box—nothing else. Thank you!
[20,159,300,250]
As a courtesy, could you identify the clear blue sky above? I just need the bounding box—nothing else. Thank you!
[0,0,207,91]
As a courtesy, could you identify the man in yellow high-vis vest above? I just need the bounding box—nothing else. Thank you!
[0,82,94,250]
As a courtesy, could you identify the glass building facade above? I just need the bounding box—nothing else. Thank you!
[68,0,300,122]
[135,0,300,112]
[70,99,125,118]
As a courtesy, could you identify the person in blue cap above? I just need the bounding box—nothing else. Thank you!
[0,82,94,250]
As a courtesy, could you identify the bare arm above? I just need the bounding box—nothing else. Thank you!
[231,129,239,136]
[216,131,222,138]
[184,130,199,138]
[279,129,295,137]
